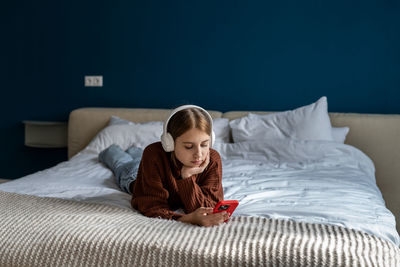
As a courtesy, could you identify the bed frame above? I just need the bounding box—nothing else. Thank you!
[68,108,400,233]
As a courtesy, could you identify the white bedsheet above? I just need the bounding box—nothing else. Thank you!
[1,140,399,246]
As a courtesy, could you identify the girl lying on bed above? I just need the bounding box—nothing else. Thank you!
[99,105,229,226]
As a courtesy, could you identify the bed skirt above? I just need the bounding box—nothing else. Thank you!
[0,191,399,267]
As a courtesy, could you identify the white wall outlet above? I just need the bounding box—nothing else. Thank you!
[84,75,103,87]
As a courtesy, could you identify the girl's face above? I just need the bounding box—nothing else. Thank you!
[174,128,210,167]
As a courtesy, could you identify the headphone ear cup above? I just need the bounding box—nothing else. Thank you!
[161,133,175,152]
[211,130,215,147]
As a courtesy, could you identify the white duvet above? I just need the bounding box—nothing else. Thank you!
[214,140,400,246]
[1,140,399,246]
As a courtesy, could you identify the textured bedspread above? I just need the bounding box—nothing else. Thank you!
[1,191,399,267]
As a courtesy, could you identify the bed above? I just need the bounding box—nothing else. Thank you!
[1,97,400,266]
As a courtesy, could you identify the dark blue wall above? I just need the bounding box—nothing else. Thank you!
[2,0,400,179]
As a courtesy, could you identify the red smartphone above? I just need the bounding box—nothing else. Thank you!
[213,200,239,222]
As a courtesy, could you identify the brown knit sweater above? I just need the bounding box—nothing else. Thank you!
[131,142,223,220]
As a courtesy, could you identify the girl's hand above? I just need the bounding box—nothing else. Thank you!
[181,153,210,179]
[177,207,229,227]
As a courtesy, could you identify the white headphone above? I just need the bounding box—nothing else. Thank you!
[160,105,215,152]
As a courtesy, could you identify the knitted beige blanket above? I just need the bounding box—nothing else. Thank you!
[0,191,399,267]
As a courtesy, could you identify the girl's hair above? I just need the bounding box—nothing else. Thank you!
[167,107,212,140]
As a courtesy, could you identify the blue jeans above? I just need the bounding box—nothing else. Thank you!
[98,144,143,194]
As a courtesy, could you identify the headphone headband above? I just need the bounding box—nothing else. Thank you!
[160,105,215,152]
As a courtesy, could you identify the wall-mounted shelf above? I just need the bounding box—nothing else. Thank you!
[23,120,68,148]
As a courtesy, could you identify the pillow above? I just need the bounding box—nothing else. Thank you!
[332,127,350,143]
[212,118,230,143]
[85,119,163,153]
[108,116,136,125]
[229,96,334,142]
[85,116,230,154]
[110,116,230,143]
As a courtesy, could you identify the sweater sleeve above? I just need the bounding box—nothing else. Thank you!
[132,146,182,220]
[175,150,223,213]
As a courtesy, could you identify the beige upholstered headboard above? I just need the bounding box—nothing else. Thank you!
[68,108,400,233]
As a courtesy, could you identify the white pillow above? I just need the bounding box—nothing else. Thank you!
[85,120,163,153]
[85,116,231,154]
[110,116,230,143]
[213,118,230,143]
[108,116,136,125]
[332,127,350,143]
[229,96,334,142]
